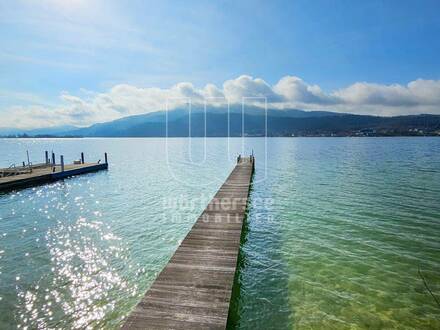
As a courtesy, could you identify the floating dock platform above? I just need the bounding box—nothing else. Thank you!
[123,156,254,329]
[0,151,108,192]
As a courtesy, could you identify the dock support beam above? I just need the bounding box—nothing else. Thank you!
[45,151,49,164]
[60,155,64,172]
[104,152,108,164]
[51,152,55,166]
[81,152,84,164]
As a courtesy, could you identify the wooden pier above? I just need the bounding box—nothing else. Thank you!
[0,151,108,192]
[122,156,255,329]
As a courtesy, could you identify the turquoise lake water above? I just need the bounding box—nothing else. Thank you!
[0,137,439,329]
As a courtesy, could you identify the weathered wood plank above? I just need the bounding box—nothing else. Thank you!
[122,157,254,329]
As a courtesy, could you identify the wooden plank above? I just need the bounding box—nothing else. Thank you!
[122,157,254,330]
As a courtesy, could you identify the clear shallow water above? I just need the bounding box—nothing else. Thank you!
[233,137,440,329]
[0,138,439,329]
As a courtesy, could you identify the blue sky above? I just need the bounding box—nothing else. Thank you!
[1,0,440,128]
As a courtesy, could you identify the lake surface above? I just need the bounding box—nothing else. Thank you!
[0,137,439,329]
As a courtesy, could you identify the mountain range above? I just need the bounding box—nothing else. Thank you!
[2,107,440,137]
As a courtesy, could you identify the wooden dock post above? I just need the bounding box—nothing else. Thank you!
[26,151,33,173]
[60,155,64,172]
[81,152,85,164]
[104,152,108,165]
[122,156,254,329]
[51,152,56,166]
[45,151,49,164]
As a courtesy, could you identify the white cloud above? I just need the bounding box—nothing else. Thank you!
[203,84,224,99]
[273,76,336,105]
[223,75,281,102]
[2,75,440,129]
[333,82,417,106]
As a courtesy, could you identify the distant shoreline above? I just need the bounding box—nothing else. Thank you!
[1,134,439,139]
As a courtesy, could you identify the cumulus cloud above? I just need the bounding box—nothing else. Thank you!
[203,83,224,99]
[274,76,337,105]
[223,75,281,102]
[2,75,440,129]
[334,82,418,106]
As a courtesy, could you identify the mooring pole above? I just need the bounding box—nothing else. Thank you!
[60,155,64,172]
[81,152,84,164]
[45,151,49,164]
[52,152,56,166]
[104,152,108,164]
[26,150,32,173]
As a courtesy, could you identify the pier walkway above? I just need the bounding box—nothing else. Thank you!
[122,156,254,329]
[0,153,108,192]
